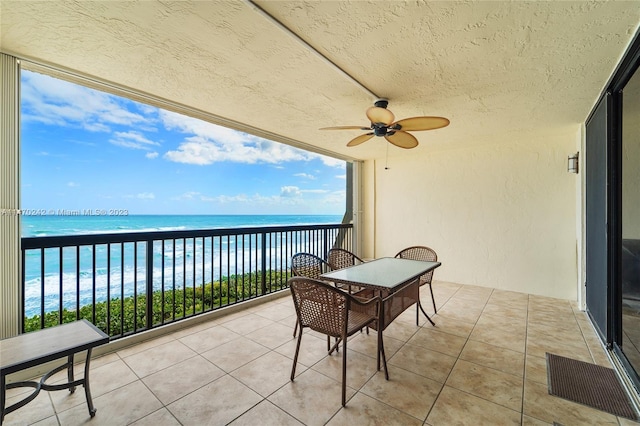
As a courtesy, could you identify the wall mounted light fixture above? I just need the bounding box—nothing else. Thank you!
[568,152,579,174]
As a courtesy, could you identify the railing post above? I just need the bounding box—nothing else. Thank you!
[146,239,154,330]
[323,228,329,259]
[260,232,267,295]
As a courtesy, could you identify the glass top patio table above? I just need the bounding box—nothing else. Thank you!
[320,256,441,378]
[320,257,441,292]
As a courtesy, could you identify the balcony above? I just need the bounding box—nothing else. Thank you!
[2,3,640,424]
[3,280,619,425]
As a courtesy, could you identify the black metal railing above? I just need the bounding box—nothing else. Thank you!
[21,223,353,339]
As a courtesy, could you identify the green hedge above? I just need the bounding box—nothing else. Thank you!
[24,270,292,336]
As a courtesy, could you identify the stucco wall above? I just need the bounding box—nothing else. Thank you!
[361,130,579,300]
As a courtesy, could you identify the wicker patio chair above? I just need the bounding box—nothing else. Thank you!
[395,245,438,324]
[288,276,387,406]
[291,252,331,279]
[326,248,377,334]
[291,252,333,340]
[326,248,366,293]
[326,248,365,270]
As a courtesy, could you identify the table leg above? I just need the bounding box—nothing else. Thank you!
[376,298,386,377]
[377,325,389,380]
[376,294,382,373]
[67,355,76,393]
[83,348,97,417]
[376,327,380,371]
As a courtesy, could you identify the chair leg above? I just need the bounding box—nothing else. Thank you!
[329,337,342,355]
[293,319,298,338]
[417,301,436,326]
[290,327,303,381]
[341,334,347,407]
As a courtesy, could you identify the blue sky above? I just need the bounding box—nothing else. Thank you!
[20,70,346,215]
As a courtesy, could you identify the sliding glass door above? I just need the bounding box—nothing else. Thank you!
[585,29,640,391]
[620,65,640,380]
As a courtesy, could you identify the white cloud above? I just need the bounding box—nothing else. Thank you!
[192,187,345,213]
[280,186,302,197]
[124,192,155,200]
[335,174,346,179]
[37,151,67,158]
[84,122,111,132]
[171,191,200,201]
[21,71,153,132]
[67,181,79,187]
[294,173,316,180]
[164,135,313,165]
[300,189,329,194]
[320,157,347,168]
[324,190,347,204]
[146,151,159,159]
[200,193,293,207]
[160,110,347,167]
[110,131,160,150]
[200,190,345,212]
[202,194,250,203]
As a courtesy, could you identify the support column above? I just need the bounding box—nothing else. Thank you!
[352,160,364,258]
[0,54,21,338]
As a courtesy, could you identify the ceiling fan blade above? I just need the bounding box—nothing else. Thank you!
[392,116,450,131]
[366,107,395,125]
[385,131,419,149]
[319,126,370,130]
[347,133,374,147]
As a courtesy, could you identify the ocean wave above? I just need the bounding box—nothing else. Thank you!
[84,225,188,235]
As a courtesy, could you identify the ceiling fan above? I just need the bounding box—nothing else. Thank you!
[320,100,450,149]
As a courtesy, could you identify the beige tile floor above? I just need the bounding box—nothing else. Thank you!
[4,281,639,425]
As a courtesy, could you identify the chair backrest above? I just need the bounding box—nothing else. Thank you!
[291,252,331,279]
[289,277,347,337]
[326,248,364,270]
[394,245,438,285]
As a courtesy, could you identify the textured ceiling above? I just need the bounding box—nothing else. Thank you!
[1,1,638,160]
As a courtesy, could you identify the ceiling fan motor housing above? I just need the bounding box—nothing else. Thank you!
[373,124,388,136]
[374,99,389,109]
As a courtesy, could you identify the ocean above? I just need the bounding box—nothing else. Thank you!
[22,214,342,238]
[22,214,343,317]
